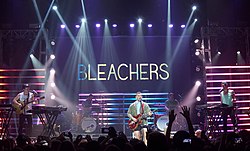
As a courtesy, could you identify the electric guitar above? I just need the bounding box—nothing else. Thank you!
[128,109,157,131]
[13,96,45,115]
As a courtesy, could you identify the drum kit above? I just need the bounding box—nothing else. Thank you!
[72,106,101,133]
[153,106,187,132]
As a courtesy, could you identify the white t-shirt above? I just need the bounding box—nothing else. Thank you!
[19,92,33,114]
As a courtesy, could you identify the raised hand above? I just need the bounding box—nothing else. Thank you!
[180,106,190,119]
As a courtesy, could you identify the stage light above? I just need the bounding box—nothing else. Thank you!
[195,81,201,86]
[50,54,55,60]
[194,18,198,22]
[50,40,56,46]
[196,96,201,101]
[168,24,173,28]
[30,54,34,58]
[237,51,240,54]
[104,19,108,23]
[138,18,142,23]
[218,51,221,55]
[195,51,200,56]
[50,82,56,87]
[112,24,117,27]
[50,69,56,74]
[130,23,135,28]
[192,5,197,11]
[60,24,66,29]
[147,24,152,28]
[75,25,80,28]
[51,94,56,100]
[181,25,185,28]
[52,6,57,10]
[96,23,101,28]
[194,39,199,43]
[81,18,86,23]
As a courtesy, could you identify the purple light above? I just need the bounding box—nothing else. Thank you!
[60,24,66,29]
[96,23,101,28]
[112,24,117,28]
[75,25,80,28]
[130,23,135,28]
[168,24,173,28]
[148,24,152,28]
[181,25,185,28]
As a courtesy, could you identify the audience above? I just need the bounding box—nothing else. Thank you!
[1,106,250,151]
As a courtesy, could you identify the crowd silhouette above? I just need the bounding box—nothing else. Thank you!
[1,106,250,151]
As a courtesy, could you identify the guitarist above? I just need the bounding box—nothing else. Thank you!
[127,91,152,145]
[13,84,34,136]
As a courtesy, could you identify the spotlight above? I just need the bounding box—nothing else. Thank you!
[147,24,152,28]
[195,51,200,56]
[196,96,201,101]
[75,25,80,28]
[168,24,173,28]
[60,24,66,29]
[52,6,57,10]
[218,51,221,55]
[50,82,56,87]
[30,54,34,58]
[237,51,240,54]
[51,94,56,100]
[50,40,56,46]
[50,69,56,74]
[104,19,108,23]
[112,24,117,27]
[192,6,197,11]
[181,25,185,28]
[130,23,135,28]
[138,18,143,23]
[194,39,199,44]
[96,23,101,28]
[81,18,86,23]
[195,81,201,86]
[194,18,198,22]
[50,54,55,60]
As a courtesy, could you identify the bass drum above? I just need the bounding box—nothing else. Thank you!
[81,117,97,133]
[156,115,169,131]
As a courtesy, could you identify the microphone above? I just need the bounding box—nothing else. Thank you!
[219,88,223,93]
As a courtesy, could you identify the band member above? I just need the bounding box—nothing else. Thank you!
[127,91,152,145]
[220,81,237,132]
[12,84,34,136]
[82,94,93,116]
[165,93,179,112]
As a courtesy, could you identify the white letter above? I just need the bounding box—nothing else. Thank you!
[117,63,128,80]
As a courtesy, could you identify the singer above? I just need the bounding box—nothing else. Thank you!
[127,91,152,145]
[12,83,34,136]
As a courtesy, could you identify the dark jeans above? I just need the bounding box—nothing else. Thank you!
[19,114,32,136]
[222,106,236,133]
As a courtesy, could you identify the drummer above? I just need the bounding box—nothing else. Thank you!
[82,94,94,116]
[165,93,179,112]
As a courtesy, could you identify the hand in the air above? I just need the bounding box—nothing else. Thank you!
[180,106,190,119]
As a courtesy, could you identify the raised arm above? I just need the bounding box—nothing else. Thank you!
[166,110,176,143]
[180,106,195,137]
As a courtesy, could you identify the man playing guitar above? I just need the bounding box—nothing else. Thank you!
[127,91,152,145]
[13,84,34,136]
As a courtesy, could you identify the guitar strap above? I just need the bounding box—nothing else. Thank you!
[140,101,144,114]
